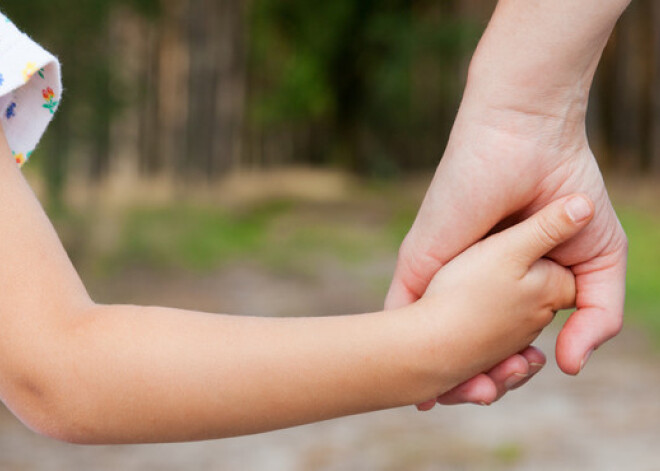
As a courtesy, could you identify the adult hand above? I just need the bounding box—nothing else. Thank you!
[413,194,592,410]
[387,0,630,409]
[388,102,627,408]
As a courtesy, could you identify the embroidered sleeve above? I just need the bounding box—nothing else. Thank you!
[0,11,61,167]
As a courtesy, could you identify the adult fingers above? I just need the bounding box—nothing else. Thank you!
[416,398,437,411]
[508,346,547,391]
[434,347,545,406]
[485,347,546,399]
[555,246,627,375]
[416,347,545,409]
[486,354,530,399]
[434,374,498,406]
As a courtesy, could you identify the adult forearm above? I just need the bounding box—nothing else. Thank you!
[466,0,631,120]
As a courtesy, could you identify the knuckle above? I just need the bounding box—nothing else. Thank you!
[525,261,575,325]
[532,216,564,250]
[536,308,556,328]
[605,313,624,338]
[395,233,442,297]
[528,301,559,329]
[553,266,576,308]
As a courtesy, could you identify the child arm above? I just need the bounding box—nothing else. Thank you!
[0,128,592,444]
[0,127,436,443]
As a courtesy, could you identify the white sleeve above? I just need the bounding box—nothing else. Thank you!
[0,11,62,166]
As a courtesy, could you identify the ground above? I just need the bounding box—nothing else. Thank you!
[1,171,659,470]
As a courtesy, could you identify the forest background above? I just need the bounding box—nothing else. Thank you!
[5,0,660,196]
[1,2,660,468]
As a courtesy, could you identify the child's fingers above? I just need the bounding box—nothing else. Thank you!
[495,194,594,267]
[528,258,577,311]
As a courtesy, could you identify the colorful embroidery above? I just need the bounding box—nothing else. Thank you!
[0,73,4,87]
[12,150,33,166]
[42,87,58,114]
[13,152,25,165]
[22,62,38,82]
[5,102,16,119]
[38,68,45,79]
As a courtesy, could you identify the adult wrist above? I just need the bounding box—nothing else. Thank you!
[463,50,592,128]
[461,0,631,129]
[456,41,598,155]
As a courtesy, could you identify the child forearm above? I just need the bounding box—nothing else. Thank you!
[0,132,446,444]
[9,302,442,444]
[0,127,587,445]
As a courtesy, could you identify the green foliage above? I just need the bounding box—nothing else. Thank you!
[104,201,291,272]
[88,193,404,278]
[267,221,387,273]
[249,0,482,171]
[250,0,352,122]
[492,442,523,465]
[618,206,660,342]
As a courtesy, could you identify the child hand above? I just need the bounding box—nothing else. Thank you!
[412,194,594,406]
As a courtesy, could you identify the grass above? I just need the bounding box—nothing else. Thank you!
[100,200,292,272]
[617,206,660,342]
[492,442,523,465]
[83,196,409,277]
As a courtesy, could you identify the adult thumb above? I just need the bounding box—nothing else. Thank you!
[498,194,594,266]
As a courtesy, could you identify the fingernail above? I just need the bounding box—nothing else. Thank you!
[565,196,592,223]
[504,372,528,390]
[580,348,594,372]
[478,401,489,406]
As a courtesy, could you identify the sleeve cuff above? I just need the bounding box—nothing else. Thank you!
[0,12,61,166]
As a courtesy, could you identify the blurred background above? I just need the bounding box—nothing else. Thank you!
[1,1,660,469]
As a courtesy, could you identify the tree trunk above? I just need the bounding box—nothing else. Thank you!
[611,3,644,172]
[649,0,660,173]
[214,0,248,173]
[186,0,219,179]
[152,0,190,179]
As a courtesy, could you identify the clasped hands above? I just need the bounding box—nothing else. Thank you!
[387,91,628,410]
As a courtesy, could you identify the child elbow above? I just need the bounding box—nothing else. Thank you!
[23,413,88,445]
[6,381,100,445]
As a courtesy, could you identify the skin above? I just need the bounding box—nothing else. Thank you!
[0,127,590,444]
[387,0,631,409]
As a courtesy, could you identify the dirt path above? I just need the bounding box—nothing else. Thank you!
[1,263,659,470]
